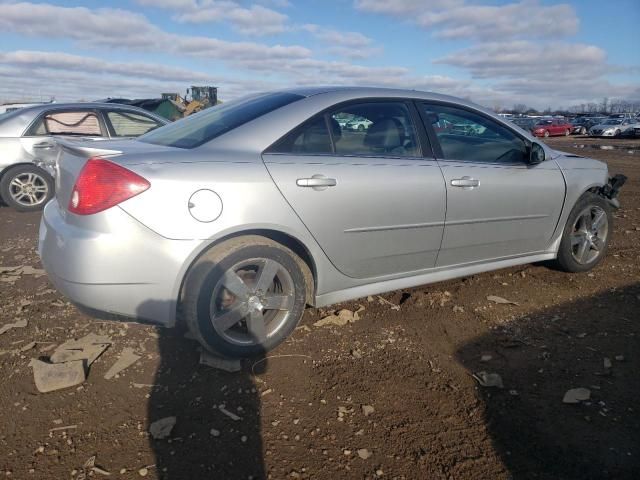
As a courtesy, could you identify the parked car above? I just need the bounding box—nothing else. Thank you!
[39,87,625,358]
[0,103,167,211]
[588,117,639,137]
[532,118,573,137]
[570,117,601,135]
[345,116,372,132]
[511,117,538,133]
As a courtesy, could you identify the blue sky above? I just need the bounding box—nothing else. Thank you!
[0,0,638,109]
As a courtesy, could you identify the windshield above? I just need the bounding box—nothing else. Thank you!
[603,119,623,125]
[139,92,303,149]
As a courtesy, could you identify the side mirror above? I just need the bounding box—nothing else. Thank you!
[529,142,545,165]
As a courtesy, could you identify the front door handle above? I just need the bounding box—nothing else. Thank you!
[296,175,337,191]
[451,176,480,189]
[33,141,55,149]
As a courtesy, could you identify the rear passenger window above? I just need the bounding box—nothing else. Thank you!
[267,101,420,158]
[107,111,162,137]
[31,111,102,136]
[329,102,419,157]
[422,104,527,164]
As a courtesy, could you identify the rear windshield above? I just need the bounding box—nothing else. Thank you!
[139,92,303,149]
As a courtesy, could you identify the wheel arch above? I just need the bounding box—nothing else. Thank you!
[175,228,318,324]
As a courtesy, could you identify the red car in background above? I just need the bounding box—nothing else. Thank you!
[532,118,573,137]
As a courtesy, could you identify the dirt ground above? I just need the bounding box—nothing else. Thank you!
[1,138,638,480]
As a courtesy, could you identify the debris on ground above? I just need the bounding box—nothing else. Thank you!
[19,341,36,352]
[472,371,504,388]
[149,416,176,440]
[218,405,242,421]
[199,350,241,372]
[604,357,612,369]
[361,405,375,416]
[357,448,372,459]
[30,359,86,393]
[563,388,591,404]
[50,333,111,365]
[104,347,141,379]
[453,305,465,313]
[0,318,28,335]
[377,296,401,310]
[487,295,519,305]
[313,306,365,327]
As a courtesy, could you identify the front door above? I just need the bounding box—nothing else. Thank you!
[419,103,565,267]
[264,100,446,279]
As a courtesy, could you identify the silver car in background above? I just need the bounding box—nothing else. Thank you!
[39,87,625,358]
[0,103,167,211]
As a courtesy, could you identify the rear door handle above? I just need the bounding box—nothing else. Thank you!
[451,176,480,188]
[296,175,337,190]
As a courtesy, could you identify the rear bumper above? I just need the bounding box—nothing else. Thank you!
[38,201,197,326]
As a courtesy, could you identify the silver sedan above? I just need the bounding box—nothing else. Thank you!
[0,103,167,211]
[39,87,625,357]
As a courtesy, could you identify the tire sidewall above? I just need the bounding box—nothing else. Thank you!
[191,243,306,357]
[0,165,54,212]
[556,193,612,273]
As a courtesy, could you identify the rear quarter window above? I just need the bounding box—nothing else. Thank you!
[139,92,303,149]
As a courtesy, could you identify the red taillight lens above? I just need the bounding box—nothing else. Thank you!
[68,157,150,215]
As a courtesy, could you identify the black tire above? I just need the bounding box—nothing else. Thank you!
[0,164,54,212]
[357,124,365,132]
[554,193,612,273]
[614,129,621,138]
[183,236,308,358]
[543,130,550,138]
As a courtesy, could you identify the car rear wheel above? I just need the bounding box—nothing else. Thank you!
[554,193,611,273]
[543,130,550,138]
[183,236,308,357]
[0,164,54,212]
[580,127,587,135]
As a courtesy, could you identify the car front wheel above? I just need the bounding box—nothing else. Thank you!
[0,164,54,212]
[543,130,550,138]
[554,193,612,273]
[183,236,308,357]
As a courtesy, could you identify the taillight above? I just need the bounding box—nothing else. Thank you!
[68,157,150,215]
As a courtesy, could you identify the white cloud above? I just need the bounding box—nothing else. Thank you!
[356,0,578,40]
[137,0,288,36]
[0,2,309,62]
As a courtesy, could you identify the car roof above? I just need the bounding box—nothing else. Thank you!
[278,85,474,104]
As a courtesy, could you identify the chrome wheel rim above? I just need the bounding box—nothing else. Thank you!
[570,206,608,265]
[209,258,295,346]
[9,172,49,206]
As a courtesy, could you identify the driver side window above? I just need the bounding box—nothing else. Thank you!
[422,104,527,164]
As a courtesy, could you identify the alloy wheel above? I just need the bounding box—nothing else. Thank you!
[570,206,608,265]
[9,172,49,207]
[209,258,295,346]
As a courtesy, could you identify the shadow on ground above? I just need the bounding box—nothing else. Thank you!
[456,282,640,480]
[138,297,267,480]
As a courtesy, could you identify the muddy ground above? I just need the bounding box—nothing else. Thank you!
[0,138,638,479]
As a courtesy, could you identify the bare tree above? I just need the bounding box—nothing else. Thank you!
[512,103,528,114]
[601,97,609,114]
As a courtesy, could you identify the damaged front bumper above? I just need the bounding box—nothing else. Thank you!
[599,174,627,209]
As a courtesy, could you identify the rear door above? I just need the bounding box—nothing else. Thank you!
[263,100,446,279]
[419,102,565,267]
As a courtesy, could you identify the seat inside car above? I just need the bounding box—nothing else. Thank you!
[363,117,406,155]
